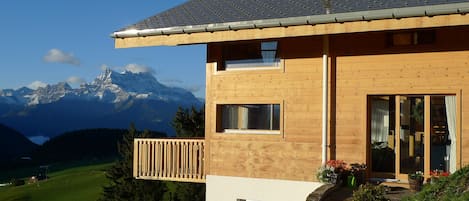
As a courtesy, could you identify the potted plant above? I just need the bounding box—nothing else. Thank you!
[316,160,347,184]
[317,165,336,183]
[348,163,367,187]
[408,171,424,191]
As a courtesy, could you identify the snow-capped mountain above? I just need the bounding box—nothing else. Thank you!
[0,87,33,105]
[90,68,195,103]
[0,69,202,138]
[0,69,198,106]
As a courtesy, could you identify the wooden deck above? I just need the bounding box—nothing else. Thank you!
[133,138,205,183]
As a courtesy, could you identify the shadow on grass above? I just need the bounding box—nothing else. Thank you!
[9,194,32,201]
[0,158,117,183]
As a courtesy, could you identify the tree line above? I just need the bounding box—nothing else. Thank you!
[100,106,205,201]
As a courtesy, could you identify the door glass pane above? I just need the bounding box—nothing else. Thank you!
[430,96,456,174]
[400,96,425,174]
[370,96,396,175]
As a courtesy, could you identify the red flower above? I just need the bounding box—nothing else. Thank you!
[430,170,450,177]
[326,160,347,169]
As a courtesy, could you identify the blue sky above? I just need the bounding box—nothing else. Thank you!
[0,0,206,98]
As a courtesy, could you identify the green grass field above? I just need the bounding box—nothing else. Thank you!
[0,163,112,201]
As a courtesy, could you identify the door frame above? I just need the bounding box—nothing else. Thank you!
[394,95,429,181]
[366,90,461,181]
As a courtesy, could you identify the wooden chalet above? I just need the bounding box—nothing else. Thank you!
[112,0,469,200]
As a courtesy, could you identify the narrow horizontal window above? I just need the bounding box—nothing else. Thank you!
[217,104,280,134]
[220,41,280,71]
[388,30,436,46]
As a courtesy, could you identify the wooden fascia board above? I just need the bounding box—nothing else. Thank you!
[115,13,469,48]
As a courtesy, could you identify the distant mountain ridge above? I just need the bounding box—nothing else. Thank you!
[0,68,197,106]
[0,69,202,139]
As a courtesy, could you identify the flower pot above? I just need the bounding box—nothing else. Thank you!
[430,176,439,184]
[347,175,356,188]
[327,172,340,184]
[408,177,424,192]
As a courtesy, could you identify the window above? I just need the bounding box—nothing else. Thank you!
[387,30,436,46]
[217,104,280,134]
[220,41,280,70]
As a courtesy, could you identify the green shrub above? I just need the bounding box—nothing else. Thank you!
[352,183,389,201]
[404,165,469,201]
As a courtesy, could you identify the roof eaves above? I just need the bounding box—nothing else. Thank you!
[112,2,469,38]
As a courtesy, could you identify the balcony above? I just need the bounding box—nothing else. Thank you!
[133,138,205,183]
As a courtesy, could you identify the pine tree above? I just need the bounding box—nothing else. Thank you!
[101,107,205,201]
[172,106,204,138]
[100,124,166,201]
[166,106,206,201]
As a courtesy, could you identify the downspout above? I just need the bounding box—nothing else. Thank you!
[321,1,330,165]
[321,35,329,165]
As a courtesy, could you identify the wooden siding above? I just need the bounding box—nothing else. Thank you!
[205,26,469,182]
[332,27,469,167]
[206,37,325,181]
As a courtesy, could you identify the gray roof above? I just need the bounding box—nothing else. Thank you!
[113,0,469,38]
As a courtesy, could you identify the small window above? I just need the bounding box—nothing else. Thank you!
[388,30,436,46]
[220,41,280,70]
[217,104,280,134]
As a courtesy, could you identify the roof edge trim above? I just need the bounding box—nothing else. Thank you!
[112,2,469,38]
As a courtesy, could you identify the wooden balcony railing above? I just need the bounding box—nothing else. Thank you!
[133,138,205,183]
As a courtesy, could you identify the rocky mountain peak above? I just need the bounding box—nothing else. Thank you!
[0,69,199,106]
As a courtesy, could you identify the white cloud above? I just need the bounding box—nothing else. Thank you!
[66,76,86,85]
[43,48,80,66]
[161,79,184,85]
[100,64,109,71]
[160,78,202,94]
[183,85,203,93]
[101,63,156,74]
[123,63,154,74]
[27,81,48,90]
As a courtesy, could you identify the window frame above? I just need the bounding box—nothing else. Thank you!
[387,30,436,47]
[215,102,284,136]
[365,90,461,180]
[217,40,282,72]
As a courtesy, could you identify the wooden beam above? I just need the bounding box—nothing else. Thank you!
[115,14,469,48]
[395,95,401,180]
[424,95,431,179]
[133,140,139,177]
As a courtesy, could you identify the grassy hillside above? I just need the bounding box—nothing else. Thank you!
[0,163,112,201]
[0,128,128,181]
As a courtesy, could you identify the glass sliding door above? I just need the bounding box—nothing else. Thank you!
[369,94,457,181]
[398,96,425,176]
[369,96,396,178]
[430,96,457,174]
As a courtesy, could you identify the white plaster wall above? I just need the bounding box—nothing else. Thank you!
[206,175,323,201]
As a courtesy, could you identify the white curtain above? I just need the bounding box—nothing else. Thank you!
[239,106,249,129]
[371,100,389,143]
[445,96,457,173]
